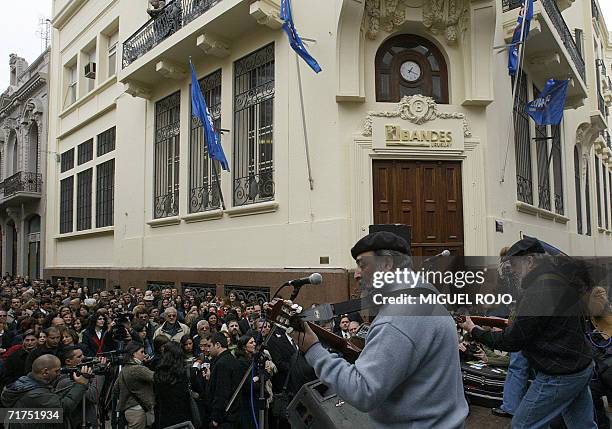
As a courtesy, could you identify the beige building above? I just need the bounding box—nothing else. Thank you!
[45,0,612,300]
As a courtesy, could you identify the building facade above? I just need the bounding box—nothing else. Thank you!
[0,51,48,279]
[46,0,612,300]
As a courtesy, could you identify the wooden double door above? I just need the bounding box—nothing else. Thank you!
[373,160,464,257]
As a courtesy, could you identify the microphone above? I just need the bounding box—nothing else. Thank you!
[423,250,451,264]
[286,273,323,287]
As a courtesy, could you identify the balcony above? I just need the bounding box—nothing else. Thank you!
[502,0,588,108]
[0,172,42,205]
[119,0,281,96]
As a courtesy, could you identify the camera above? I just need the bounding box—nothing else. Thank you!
[60,362,107,378]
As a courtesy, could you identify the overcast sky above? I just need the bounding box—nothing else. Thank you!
[0,1,611,90]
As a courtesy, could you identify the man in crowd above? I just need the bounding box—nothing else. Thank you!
[192,320,210,346]
[56,345,104,428]
[460,237,596,428]
[2,330,37,388]
[292,231,468,428]
[348,321,360,337]
[207,332,241,428]
[24,326,61,373]
[1,354,92,429]
[153,307,189,342]
[333,314,351,339]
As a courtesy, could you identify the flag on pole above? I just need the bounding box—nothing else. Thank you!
[526,79,569,125]
[508,0,534,76]
[190,60,229,171]
[280,0,322,73]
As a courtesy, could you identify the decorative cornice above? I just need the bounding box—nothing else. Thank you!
[364,0,469,43]
[362,95,472,137]
[0,72,47,117]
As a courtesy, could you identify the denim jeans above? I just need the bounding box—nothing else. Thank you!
[501,351,530,414]
[512,363,597,429]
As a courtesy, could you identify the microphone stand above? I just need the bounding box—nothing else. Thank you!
[227,279,308,428]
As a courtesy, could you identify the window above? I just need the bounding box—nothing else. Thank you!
[77,139,93,165]
[86,278,106,292]
[586,163,591,236]
[154,92,180,218]
[108,31,118,78]
[604,162,609,230]
[76,168,93,231]
[97,127,116,156]
[513,72,533,204]
[534,87,551,211]
[551,125,564,215]
[61,149,74,173]
[190,70,222,213]
[60,177,74,234]
[375,34,449,103]
[96,159,114,227]
[233,44,275,206]
[574,147,582,235]
[596,155,602,228]
[64,64,77,107]
[86,47,96,92]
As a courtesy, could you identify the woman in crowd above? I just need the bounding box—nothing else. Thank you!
[37,330,46,346]
[81,312,107,357]
[181,334,195,364]
[58,326,79,348]
[72,317,83,337]
[207,312,220,333]
[153,341,193,428]
[115,341,155,429]
[132,320,154,357]
[234,334,271,429]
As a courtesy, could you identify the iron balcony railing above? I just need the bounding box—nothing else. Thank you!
[123,0,222,68]
[502,0,586,82]
[2,172,42,198]
[604,130,612,150]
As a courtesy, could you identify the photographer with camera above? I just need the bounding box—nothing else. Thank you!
[1,354,92,429]
[55,345,106,428]
[114,341,155,429]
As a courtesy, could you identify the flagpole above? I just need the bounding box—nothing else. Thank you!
[211,159,226,210]
[295,53,315,190]
[500,2,530,183]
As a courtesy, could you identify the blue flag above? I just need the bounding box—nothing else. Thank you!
[526,79,569,125]
[190,61,229,171]
[280,0,322,73]
[508,0,533,76]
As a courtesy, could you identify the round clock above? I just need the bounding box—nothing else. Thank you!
[400,61,422,82]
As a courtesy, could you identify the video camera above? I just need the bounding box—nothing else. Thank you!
[60,359,108,378]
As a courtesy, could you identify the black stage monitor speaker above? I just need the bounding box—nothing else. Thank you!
[369,224,412,247]
[287,380,372,428]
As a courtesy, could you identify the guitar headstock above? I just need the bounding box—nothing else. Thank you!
[265,298,305,333]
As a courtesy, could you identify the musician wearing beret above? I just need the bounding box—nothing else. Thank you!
[291,232,468,429]
[459,237,596,429]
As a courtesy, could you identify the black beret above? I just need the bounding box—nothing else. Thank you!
[505,236,546,257]
[350,231,410,259]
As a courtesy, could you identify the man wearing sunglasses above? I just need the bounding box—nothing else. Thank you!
[153,307,189,342]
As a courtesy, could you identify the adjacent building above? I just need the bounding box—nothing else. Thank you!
[0,51,49,279]
[45,0,612,301]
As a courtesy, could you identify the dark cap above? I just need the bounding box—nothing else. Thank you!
[350,231,410,259]
[505,236,546,257]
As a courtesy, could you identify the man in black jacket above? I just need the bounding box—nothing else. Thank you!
[24,327,61,374]
[2,330,37,388]
[206,332,241,428]
[1,354,92,429]
[460,237,596,429]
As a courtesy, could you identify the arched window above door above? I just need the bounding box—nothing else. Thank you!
[375,34,449,104]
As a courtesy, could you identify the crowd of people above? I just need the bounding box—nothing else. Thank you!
[0,278,325,429]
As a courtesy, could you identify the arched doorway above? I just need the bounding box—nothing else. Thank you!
[28,123,38,174]
[6,221,16,276]
[26,216,40,279]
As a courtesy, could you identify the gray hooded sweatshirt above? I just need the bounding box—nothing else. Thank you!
[304,282,468,428]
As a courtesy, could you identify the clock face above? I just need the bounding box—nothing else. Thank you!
[400,61,422,82]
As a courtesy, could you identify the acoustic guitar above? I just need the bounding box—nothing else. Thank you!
[266,298,364,363]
